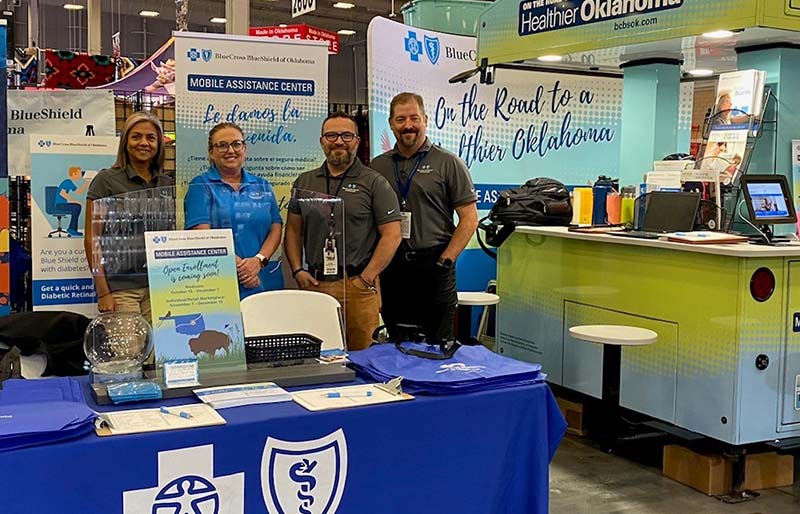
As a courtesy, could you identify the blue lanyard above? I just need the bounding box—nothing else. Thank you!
[392,151,427,207]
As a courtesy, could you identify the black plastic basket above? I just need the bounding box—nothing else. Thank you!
[245,333,322,368]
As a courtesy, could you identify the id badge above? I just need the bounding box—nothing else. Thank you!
[323,238,338,275]
[400,211,412,239]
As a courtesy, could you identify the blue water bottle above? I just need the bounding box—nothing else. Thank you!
[592,176,613,225]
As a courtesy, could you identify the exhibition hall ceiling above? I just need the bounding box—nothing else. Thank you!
[37,0,405,40]
[540,27,800,77]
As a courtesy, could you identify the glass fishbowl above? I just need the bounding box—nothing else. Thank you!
[84,312,153,383]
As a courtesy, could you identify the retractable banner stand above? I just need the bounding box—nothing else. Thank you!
[174,32,328,207]
[367,17,691,289]
[8,90,116,177]
[29,136,118,316]
[0,22,9,315]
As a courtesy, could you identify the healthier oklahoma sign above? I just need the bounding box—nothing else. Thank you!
[519,0,683,36]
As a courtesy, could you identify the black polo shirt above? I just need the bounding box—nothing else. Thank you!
[87,165,175,292]
[371,138,477,250]
[289,158,401,269]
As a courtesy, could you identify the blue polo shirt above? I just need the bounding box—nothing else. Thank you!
[56,179,77,204]
[184,166,284,299]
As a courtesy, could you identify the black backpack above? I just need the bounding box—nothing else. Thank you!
[477,178,572,258]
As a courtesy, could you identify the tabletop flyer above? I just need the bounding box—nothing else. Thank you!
[145,228,246,374]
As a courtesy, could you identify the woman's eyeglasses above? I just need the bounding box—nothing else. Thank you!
[213,140,246,152]
[322,132,356,143]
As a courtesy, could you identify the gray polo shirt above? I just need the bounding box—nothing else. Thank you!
[87,165,176,292]
[289,158,401,270]
[371,138,477,250]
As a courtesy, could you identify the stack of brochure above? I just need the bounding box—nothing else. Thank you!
[713,69,766,128]
[193,382,291,409]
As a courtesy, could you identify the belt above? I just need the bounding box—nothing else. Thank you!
[397,244,448,262]
[307,262,368,281]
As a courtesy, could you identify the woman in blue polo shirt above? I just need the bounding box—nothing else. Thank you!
[184,122,284,299]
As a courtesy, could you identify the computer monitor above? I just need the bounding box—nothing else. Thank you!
[740,174,797,227]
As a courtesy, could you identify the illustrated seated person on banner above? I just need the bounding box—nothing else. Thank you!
[183,122,284,300]
[84,111,175,322]
[54,166,90,237]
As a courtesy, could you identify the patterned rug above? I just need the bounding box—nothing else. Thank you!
[41,50,117,88]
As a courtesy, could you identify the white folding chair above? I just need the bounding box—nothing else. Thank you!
[240,290,346,351]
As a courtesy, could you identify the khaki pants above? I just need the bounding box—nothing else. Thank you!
[111,287,154,368]
[112,287,152,322]
[307,276,380,351]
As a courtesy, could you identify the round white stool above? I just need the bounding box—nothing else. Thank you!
[569,325,657,347]
[456,292,500,345]
[568,324,657,405]
[569,325,657,448]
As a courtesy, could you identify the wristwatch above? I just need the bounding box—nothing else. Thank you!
[437,257,454,270]
[255,253,268,268]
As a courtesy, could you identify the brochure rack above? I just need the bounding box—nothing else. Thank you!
[695,88,776,232]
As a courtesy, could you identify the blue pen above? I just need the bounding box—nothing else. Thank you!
[160,406,192,419]
[326,391,373,399]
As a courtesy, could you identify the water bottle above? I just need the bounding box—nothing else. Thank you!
[592,176,615,225]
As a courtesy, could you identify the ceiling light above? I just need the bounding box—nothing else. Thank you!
[702,30,735,39]
[279,24,288,27]
[333,2,355,8]
[209,17,226,24]
[62,3,85,10]
[688,69,714,77]
[537,55,562,62]
[138,10,160,17]
[337,29,356,35]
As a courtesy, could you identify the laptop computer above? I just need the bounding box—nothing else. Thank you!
[610,191,701,239]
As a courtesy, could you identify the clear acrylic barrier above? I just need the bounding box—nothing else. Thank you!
[87,182,313,379]
[85,182,358,398]
[287,188,346,341]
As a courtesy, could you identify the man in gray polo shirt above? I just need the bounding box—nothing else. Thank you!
[285,112,402,350]
[371,92,478,343]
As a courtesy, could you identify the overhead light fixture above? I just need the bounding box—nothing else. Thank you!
[62,3,85,10]
[702,30,735,39]
[138,10,160,17]
[537,55,563,62]
[333,2,355,8]
[209,17,226,24]
[337,29,356,35]
[279,24,288,27]
[688,69,714,77]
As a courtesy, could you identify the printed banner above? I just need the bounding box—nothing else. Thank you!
[0,24,9,316]
[8,90,116,177]
[477,0,759,65]
[30,135,118,316]
[145,229,246,374]
[174,32,328,211]
[369,18,692,290]
[369,17,625,205]
[250,25,340,54]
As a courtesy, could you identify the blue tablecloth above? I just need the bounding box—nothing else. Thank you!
[2,379,566,514]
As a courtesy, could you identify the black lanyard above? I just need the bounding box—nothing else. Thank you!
[324,166,349,238]
[392,151,427,209]
[325,166,350,199]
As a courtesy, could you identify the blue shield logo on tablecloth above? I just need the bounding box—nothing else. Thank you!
[424,36,440,65]
[201,49,213,62]
[261,429,348,514]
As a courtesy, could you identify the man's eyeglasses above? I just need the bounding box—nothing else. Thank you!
[212,140,246,152]
[322,132,357,143]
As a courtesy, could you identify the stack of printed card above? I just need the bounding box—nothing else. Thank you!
[193,382,291,409]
